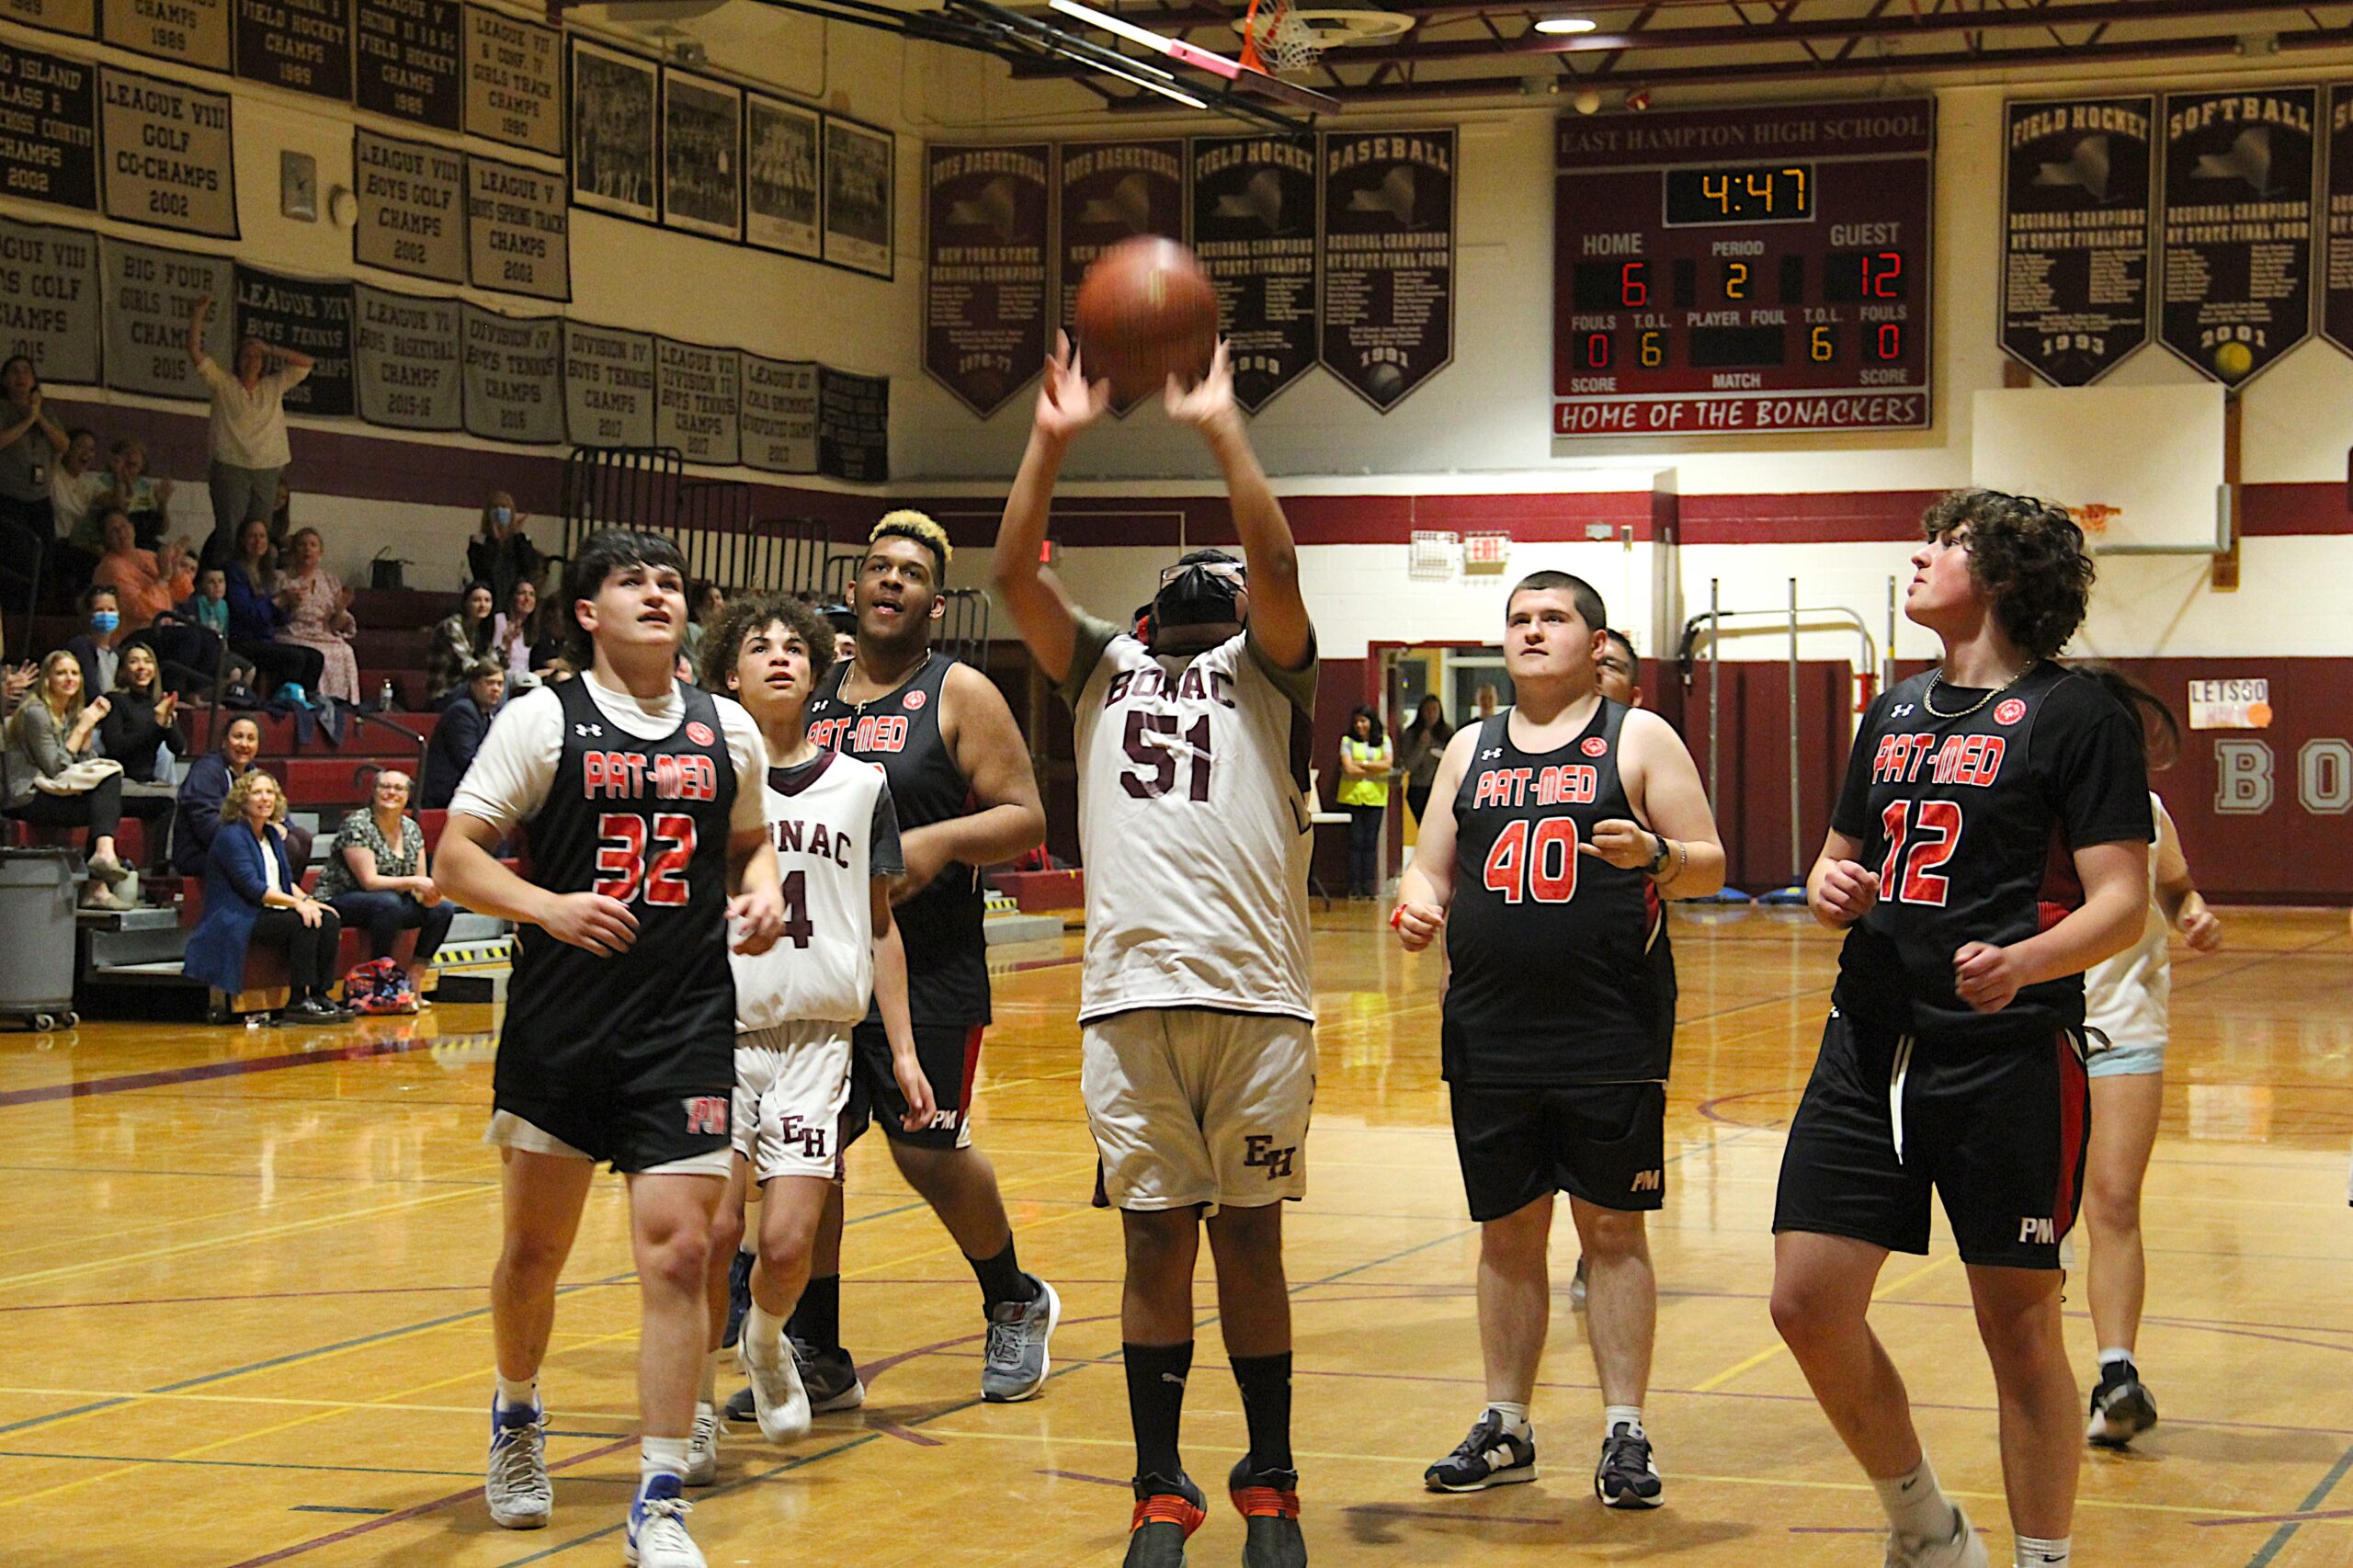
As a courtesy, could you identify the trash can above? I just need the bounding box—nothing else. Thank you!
[0,848,80,1031]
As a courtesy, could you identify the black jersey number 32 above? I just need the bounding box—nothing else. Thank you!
[595,812,696,906]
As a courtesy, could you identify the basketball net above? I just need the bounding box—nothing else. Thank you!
[1237,0,1323,74]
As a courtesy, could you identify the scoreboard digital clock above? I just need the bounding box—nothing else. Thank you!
[1554,100,1935,438]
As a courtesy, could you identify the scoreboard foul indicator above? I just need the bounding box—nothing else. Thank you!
[1554,100,1935,438]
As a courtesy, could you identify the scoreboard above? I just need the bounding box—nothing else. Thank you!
[1553,100,1935,438]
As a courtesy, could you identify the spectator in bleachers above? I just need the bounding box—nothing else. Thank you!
[0,356,69,607]
[3,660,32,719]
[682,580,725,665]
[275,528,361,707]
[317,768,458,969]
[225,517,327,699]
[180,566,256,694]
[93,508,222,695]
[95,438,174,551]
[99,642,187,868]
[172,712,262,876]
[4,650,136,908]
[64,583,128,699]
[188,295,312,568]
[421,658,503,812]
[49,428,104,574]
[492,578,540,687]
[526,590,572,674]
[181,767,351,1025]
[426,581,496,710]
[466,492,541,608]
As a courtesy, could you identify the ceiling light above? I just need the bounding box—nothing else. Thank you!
[1533,17,1599,34]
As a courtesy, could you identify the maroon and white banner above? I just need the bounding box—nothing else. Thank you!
[923,143,1051,418]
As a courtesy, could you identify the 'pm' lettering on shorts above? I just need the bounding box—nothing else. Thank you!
[683,1096,730,1135]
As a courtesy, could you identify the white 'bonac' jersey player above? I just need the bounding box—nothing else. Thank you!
[1060,611,1318,1026]
[732,750,900,1032]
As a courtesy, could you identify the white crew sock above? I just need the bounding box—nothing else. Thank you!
[2097,1346,2136,1369]
[1603,1403,1645,1439]
[2015,1534,2070,1568]
[1485,1400,1530,1437]
[639,1437,690,1490]
[1872,1455,1957,1542]
[494,1375,540,1413]
[744,1301,787,1366]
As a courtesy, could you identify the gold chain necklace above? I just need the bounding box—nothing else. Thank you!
[1922,659,2037,721]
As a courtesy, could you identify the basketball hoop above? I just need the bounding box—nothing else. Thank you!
[1235,3,1410,74]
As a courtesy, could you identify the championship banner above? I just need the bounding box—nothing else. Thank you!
[233,264,355,417]
[2159,87,2315,388]
[745,92,819,257]
[817,365,886,482]
[356,0,461,130]
[1,0,94,37]
[1191,134,1317,413]
[101,237,233,399]
[236,0,354,102]
[463,4,560,156]
[102,0,230,71]
[1059,140,1185,415]
[563,320,655,446]
[353,129,464,283]
[924,143,1050,418]
[467,153,568,301]
[2323,85,2353,358]
[461,303,563,444]
[1318,128,1453,412]
[0,217,101,384]
[99,67,237,238]
[739,353,817,473]
[352,283,460,430]
[2001,97,2154,386]
[0,40,97,213]
[655,338,741,466]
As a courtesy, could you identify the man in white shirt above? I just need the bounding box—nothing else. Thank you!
[186,293,312,568]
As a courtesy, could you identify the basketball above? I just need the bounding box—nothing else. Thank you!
[1074,236,1220,402]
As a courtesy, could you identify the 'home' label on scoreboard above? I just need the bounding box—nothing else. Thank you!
[1553,99,1935,440]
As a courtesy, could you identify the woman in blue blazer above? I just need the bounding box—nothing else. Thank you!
[181,767,351,1024]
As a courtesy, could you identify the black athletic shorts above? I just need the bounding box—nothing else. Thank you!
[493,1083,734,1176]
[840,1020,983,1152]
[1772,1007,2091,1269]
[1449,1080,1666,1222]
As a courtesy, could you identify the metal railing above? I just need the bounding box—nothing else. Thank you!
[562,446,833,598]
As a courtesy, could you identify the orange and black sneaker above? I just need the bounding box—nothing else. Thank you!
[1228,1459,1305,1568]
[1124,1472,1206,1568]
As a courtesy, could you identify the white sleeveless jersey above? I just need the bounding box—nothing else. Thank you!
[733,751,887,1031]
[1064,619,1317,1025]
[2083,792,2172,1052]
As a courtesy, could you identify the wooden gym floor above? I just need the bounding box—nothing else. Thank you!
[2,904,2347,1566]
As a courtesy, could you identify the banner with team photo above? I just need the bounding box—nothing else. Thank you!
[0,216,100,384]
[563,319,655,446]
[101,237,233,398]
[356,0,461,130]
[353,130,464,283]
[817,365,886,481]
[1,0,93,36]
[233,265,355,416]
[462,303,563,444]
[744,92,819,257]
[1319,129,1452,412]
[2158,86,2315,388]
[352,283,460,430]
[824,116,892,277]
[99,67,236,237]
[0,40,96,213]
[569,37,656,222]
[236,0,353,102]
[739,354,817,473]
[662,70,741,242]
[102,0,230,71]
[2323,85,2353,357]
[2000,97,2154,386]
[924,143,1050,418]
[1191,134,1317,413]
[655,338,740,465]
[468,153,567,301]
[464,5,560,155]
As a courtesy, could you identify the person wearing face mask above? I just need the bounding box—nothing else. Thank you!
[466,493,542,608]
[187,295,312,568]
[64,584,128,699]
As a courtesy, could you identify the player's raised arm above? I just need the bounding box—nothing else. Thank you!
[1392,726,1479,951]
[1166,341,1311,673]
[992,332,1109,687]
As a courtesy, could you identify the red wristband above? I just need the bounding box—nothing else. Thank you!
[1388,903,1407,930]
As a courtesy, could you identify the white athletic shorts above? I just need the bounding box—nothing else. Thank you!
[733,1021,854,1185]
[483,1112,733,1179]
[1082,1008,1316,1212]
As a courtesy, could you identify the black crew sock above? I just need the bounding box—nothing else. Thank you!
[968,1239,1038,1310]
[1123,1341,1195,1483]
[788,1273,841,1355]
[1230,1351,1294,1474]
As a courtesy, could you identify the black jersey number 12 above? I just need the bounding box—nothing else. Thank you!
[1879,800,1961,907]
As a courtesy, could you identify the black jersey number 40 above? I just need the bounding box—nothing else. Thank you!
[1483,817,1581,904]
[1121,712,1212,802]
[1878,800,1961,907]
[595,812,695,905]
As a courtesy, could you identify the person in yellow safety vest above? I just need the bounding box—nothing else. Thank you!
[1338,704,1394,899]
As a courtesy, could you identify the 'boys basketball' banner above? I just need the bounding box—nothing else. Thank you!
[353,284,462,431]
[2323,86,2353,358]
[1318,129,1454,413]
[1191,135,1318,414]
[2001,97,2154,386]
[2157,87,2316,389]
[924,143,1051,418]
[233,264,356,417]
[0,216,101,385]
[1058,138,1185,416]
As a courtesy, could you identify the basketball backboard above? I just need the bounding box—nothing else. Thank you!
[1971,384,2227,553]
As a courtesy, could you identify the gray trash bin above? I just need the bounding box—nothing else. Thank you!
[0,848,80,1030]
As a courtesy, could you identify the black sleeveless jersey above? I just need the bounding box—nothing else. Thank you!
[1442,701,1676,1085]
[805,651,990,1027]
[1832,663,2152,1045]
[495,677,739,1122]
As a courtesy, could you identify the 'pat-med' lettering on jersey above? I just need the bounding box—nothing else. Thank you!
[583,750,721,801]
[808,714,909,754]
[1870,733,2007,789]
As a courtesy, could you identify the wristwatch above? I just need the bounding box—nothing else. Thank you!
[1643,832,1674,877]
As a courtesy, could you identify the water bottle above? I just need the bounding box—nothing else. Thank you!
[378,677,395,712]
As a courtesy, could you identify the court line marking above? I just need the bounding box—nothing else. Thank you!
[2243,1441,2353,1567]
[0,1449,482,1480]
[0,1032,449,1108]
[1688,1252,1956,1394]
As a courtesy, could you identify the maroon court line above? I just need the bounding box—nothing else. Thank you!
[0,1035,449,1108]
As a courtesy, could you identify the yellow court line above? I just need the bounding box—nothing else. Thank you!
[838,1159,1106,1280]
[1688,1252,1956,1394]
[0,1384,532,1417]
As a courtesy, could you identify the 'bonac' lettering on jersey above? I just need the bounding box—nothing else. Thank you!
[582,751,720,801]
[1470,763,1599,809]
[809,714,909,754]
[1103,663,1236,710]
[771,816,855,868]
[1870,733,2007,789]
